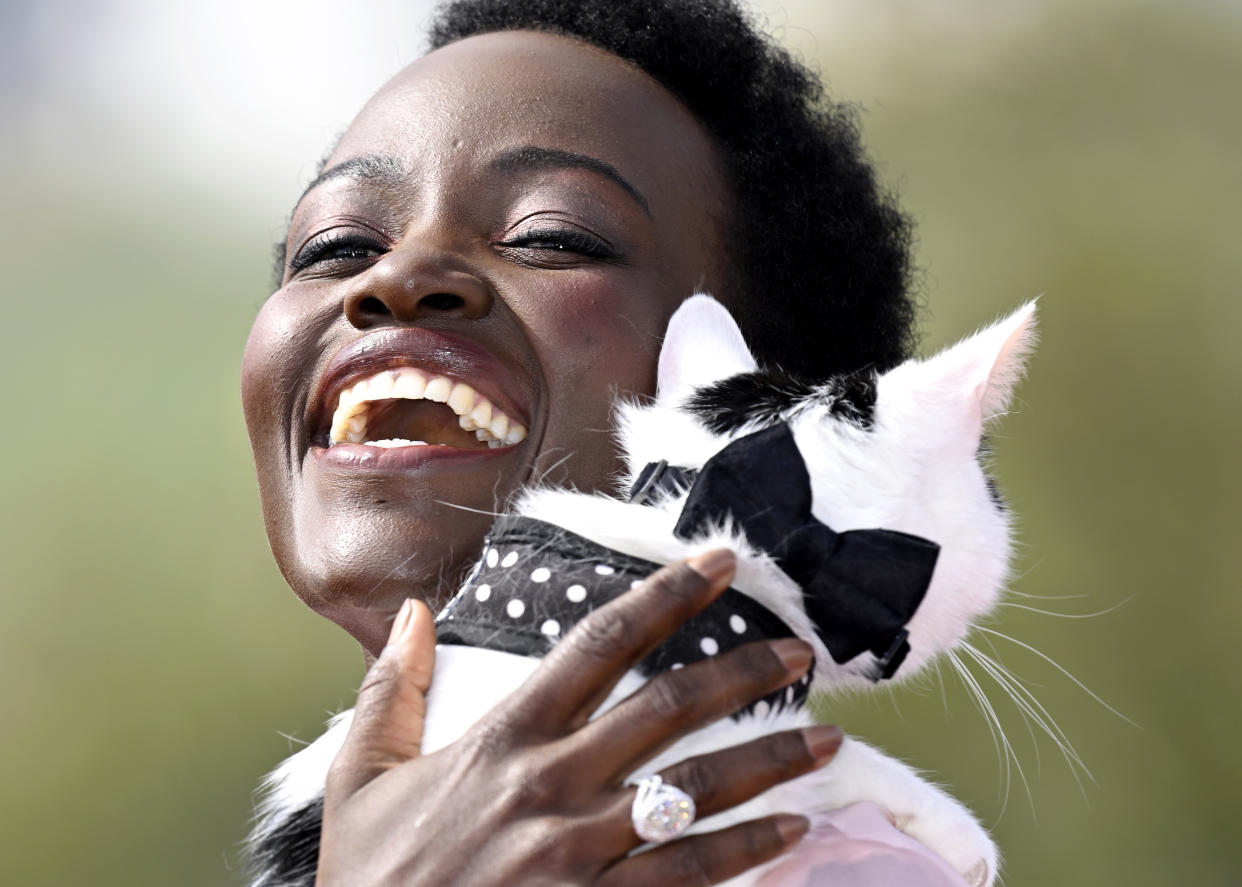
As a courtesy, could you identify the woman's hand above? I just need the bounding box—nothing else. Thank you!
[317,549,845,886]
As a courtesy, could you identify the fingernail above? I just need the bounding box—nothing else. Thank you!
[688,548,736,584]
[769,638,813,675]
[803,725,843,766]
[774,813,810,846]
[386,598,415,646]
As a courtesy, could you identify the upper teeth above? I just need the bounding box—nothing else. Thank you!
[328,368,527,448]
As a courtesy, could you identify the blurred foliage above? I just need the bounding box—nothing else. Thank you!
[1,1,1238,885]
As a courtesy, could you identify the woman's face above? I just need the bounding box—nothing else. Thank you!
[242,30,730,656]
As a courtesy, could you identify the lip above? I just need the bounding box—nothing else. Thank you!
[312,440,517,472]
[308,327,534,451]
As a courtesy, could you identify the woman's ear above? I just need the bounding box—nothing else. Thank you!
[656,294,758,406]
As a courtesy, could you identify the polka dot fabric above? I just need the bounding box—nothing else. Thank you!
[436,516,813,716]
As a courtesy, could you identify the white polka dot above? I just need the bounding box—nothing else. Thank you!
[507,599,526,618]
[785,685,795,705]
[670,662,684,670]
[475,584,492,602]
[540,619,560,637]
[530,567,551,583]
[501,551,519,568]
[729,614,747,634]
[486,548,498,568]
[700,637,719,656]
[594,564,615,576]
[566,584,587,603]
[754,699,770,718]
[630,579,643,589]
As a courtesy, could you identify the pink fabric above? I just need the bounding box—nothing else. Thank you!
[756,802,972,887]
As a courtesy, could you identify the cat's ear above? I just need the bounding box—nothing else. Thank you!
[657,294,758,406]
[920,300,1038,424]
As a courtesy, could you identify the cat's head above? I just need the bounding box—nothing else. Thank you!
[618,294,1037,683]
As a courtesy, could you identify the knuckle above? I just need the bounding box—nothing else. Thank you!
[643,671,698,722]
[646,562,709,605]
[762,732,812,778]
[732,642,785,685]
[668,757,719,807]
[569,607,637,663]
[494,754,563,812]
[667,840,713,886]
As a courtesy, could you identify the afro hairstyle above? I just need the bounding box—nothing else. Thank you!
[428,0,919,380]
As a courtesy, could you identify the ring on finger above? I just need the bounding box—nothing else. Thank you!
[628,774,696,843]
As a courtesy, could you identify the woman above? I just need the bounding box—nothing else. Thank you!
[242,0,976,884]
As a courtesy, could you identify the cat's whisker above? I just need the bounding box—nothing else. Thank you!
[975,626,1139,727]
[996,595,1133,620]
[961,642,1092,798]
[529,449,577,487]
[433,500,507,517]
[970,641,1090,780]
[947,648,1027,819]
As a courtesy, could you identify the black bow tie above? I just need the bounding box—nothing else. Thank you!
[631,424,939,680]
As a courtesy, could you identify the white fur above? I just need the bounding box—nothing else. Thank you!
[254,296,1038,887]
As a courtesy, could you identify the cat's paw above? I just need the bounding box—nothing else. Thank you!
[888,805,996,887]
[817,738,999,887]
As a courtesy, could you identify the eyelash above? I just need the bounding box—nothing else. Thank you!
[289,231,383,273]
[287,224,619,277]
[498,227,618,261]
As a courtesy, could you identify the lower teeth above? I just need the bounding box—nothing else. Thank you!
[367,438,427,448]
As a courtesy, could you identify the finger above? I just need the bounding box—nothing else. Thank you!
[597,814,809,887]
[325,598,436,802]
[571,636,814,777]
[599,725,841,854]
[509,549,737,731]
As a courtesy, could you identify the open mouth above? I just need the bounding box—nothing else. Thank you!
[327,367,528,451]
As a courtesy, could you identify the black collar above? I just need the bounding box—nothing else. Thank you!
[436,515,812,715]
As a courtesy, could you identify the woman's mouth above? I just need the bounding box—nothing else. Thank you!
[307,328,534,463]
[327,367,528,451]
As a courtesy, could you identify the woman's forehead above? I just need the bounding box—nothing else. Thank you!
[328,30,728,219]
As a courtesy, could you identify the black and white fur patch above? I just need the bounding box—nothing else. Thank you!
[688,367,877,434]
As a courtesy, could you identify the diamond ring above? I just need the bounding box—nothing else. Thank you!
[629,774,696,843]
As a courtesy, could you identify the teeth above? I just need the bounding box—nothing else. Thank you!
[504,424,526,445]
[368,438,427,448]
[391,370,426,400]
[448,382,476,415]
[326,368,527,448]
[424,377,452,403]
[469,400,492,428]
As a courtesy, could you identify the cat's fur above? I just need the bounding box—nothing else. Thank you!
[248,296,1037,887]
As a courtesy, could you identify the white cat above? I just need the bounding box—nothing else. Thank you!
[248,295,1037,887]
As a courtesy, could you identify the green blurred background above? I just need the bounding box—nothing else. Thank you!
[1,0,1238,884]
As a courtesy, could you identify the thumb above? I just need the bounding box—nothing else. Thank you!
[327,598,437,801]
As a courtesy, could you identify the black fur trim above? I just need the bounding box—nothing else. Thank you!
[248,796,322,887]
[688,368,877,434]
[976,438,1007,512]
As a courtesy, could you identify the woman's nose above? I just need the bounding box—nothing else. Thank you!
[343,239,493,327]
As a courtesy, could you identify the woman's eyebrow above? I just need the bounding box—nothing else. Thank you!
[490,146,651,218]
[294,154,406,208]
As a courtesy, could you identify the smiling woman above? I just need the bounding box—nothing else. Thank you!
[240,1,960,885]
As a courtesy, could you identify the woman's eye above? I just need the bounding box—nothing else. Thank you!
[289,232,385,274]
[499,228,618,262]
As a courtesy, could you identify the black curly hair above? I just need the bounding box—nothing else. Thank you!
[428,0,919,379]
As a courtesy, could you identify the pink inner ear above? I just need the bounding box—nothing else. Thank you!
[977,302,1038,419]
[657,294,758,404]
